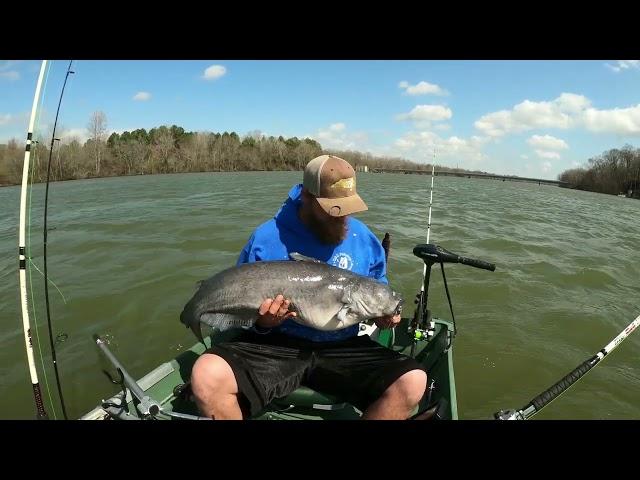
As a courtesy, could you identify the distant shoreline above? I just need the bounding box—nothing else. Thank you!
[3,169,634,199]
[0,169,303,188]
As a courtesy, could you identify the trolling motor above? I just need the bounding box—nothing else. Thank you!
[409,244,496,356]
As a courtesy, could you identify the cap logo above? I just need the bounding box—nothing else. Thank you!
[331,177,355,191]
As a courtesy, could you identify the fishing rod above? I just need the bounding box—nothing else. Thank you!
[409,151,436,357]
[404,153,496,420]
[408,149,497,358]
[494,313,640,420]
[18,60,49,419]
[426,151,435,246]
[42,60,75,419]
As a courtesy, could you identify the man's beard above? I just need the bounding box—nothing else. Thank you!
[306,213,348,245]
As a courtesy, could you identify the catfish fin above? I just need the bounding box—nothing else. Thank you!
[289,252,323,263]
[200,312,256,331]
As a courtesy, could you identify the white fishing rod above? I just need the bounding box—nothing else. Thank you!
[410,150,436,356]
[18,60,49,419]
[494,313,640,420]
[424,150,435,265]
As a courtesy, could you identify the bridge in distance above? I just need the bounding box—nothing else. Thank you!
[369,167,567,187]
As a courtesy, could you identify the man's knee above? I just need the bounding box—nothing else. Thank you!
[191,353,238,399]
[388,369,428,407]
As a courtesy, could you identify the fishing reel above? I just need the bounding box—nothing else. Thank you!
[413,325,436,342]
[410,291,435,342]
[493,409,525,420]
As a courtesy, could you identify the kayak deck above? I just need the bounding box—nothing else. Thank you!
[82,317,457,420]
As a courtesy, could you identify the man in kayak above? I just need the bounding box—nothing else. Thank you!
[190,154,427,419]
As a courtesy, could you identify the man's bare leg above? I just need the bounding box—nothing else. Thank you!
[191,353,243,420]
[361,369,427,420]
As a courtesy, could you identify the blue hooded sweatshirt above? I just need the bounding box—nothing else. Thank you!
[237,184,389,342]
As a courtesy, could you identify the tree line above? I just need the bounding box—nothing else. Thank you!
[4,110,637,198]
[558,145,640,198]
[0,111,489,187]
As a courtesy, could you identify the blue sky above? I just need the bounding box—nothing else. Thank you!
[1,60,639,179]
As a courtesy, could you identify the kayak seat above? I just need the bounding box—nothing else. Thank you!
[272,386,348,411]
[272,385,419,416]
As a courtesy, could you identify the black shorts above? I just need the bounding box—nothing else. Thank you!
[208,330,426,418]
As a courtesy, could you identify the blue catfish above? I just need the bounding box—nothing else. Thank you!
[180,253,403,342]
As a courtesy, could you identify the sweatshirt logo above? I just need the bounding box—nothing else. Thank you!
[331,252,354,271]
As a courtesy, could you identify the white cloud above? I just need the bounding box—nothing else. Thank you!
[394,130,489,164]
[475,92,640,137]
[535,150,561,159]
[520,154,529,159]
[202,65,227,80]
[475,93,589,137]
[397,105,452,123]
[133,91,151,101]
[399,80,448,96]
[582,105,640,135]
[555,93,592,113]
[308,123,369,150]
[0,71,20,81]
[605,60,640,73]
[527,134,569,150]
[541,161,552,173]
[59,128,89,143]
[57,127,137,144]
[434,123,451,131]
[393,130,438,150]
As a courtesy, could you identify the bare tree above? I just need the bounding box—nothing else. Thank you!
[151,126,175,173]
[192,132,209,171]
[0,139,22,185]
[87,111,108,176]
